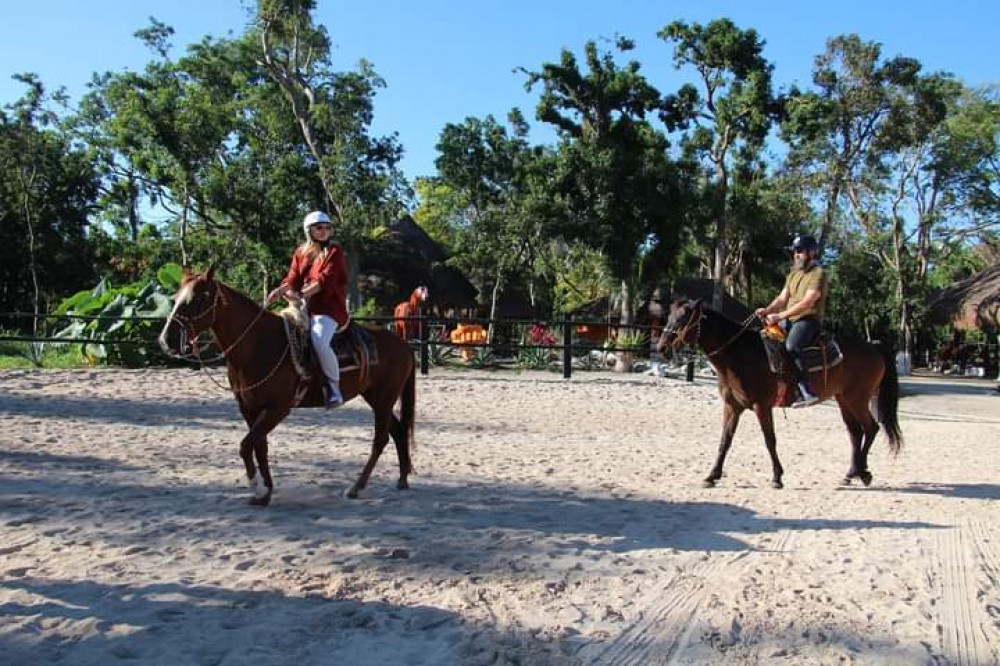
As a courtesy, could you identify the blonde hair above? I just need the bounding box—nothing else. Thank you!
[296,240,323,261]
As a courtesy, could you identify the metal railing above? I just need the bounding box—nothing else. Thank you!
[0,311,699,380]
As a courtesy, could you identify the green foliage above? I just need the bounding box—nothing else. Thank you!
[0,76,100,315]
[523,40,685,322]
[615,328,650,353]
[352,297,382,318]
[0,333,88,370]
[51,264,179,366]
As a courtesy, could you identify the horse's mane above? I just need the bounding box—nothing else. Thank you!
[216,280,277,318]
[699,304,763,353]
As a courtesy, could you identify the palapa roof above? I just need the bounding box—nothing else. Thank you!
[928,263,1000,330]
[660,278,753,324]
[358,216,478,310]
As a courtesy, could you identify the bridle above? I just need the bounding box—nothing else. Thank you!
[164,282,271,369]
[663,303,704,349]
[664,302,758,358]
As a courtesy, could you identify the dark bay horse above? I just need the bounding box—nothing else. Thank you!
[158,267,416,506]
[658,299,902,489]
[393,286,428,340]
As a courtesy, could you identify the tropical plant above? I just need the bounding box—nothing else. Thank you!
[51,263,181,366]
[516,323,559,369]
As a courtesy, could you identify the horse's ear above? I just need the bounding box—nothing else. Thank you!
[205,265,216,282]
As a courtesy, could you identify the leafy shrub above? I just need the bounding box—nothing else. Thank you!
[51,263,181,366]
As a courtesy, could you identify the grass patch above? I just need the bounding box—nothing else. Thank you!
[0,341,90,370]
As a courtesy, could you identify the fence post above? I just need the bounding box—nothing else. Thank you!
[686,359,695,382]
[419,316,429,375]
[562,320,572,379]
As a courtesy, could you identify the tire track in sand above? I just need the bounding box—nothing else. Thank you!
[579,547,757,665]
[935,520,997,665]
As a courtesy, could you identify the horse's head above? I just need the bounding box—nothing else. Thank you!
[657,298,703,352]
[414,285,429,302]
[158,266,220,358]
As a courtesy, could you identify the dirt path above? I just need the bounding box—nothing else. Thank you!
[0,368,998,664]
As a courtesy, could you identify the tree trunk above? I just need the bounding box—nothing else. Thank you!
[179,193,190,266]
[712,163,729,285]
[614,278,635,373]
[487,266,504,344]
[18,166,41,334]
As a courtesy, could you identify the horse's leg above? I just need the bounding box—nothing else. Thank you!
[835,397,866,486]
[348,395,393,499]
[245,406,291,507]
[704,401,743,488]
[388,416,413,489]
[753,404,784,489]
[237,403,259,490]
[848,394,880,487]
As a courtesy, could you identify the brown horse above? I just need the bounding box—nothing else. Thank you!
[657,299,902,489]
[393,286,429,340]
[158,267,416,507]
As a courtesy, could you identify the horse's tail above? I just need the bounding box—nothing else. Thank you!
[877,343,903,455]
[401,359,417,467]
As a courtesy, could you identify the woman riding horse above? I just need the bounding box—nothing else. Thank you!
[159,266,416,507]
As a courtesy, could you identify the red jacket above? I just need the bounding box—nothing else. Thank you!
[282,243,349,326]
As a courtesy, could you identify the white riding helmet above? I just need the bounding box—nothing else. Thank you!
[302,210,332,237]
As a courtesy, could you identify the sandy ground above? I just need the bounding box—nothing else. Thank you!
[1,366,998,665]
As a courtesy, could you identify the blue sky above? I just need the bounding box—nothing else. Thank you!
[2,0,998,183]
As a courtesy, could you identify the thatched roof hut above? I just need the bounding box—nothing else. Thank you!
[658,278,753,324]
[358,216,478,311]
[928,263,1000,331]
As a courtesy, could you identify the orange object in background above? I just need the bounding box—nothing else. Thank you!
[450,323,488,361]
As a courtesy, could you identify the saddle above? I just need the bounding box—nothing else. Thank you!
[280,306,379,380]
[760,329,843,408]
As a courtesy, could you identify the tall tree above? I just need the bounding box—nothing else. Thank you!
[0,75,98,321]
[432,110,557,330]
[253,0,408,303]
[782,35,922,250]
[523,38,684,324]
[658,19,779,288]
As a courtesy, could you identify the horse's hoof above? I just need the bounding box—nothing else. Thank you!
[702,478,717,488]
[859,471,873,487]
[249,493,271,507]
[771,480,784,489]
[840,477,853,486]
[346,488,360,499]
[397,479,410,490]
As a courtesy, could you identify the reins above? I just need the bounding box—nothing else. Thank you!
[705,313,759,358]
[167,283,293,397]
[668,304,757,358]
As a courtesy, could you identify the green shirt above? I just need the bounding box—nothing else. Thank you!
[784,264,827,322]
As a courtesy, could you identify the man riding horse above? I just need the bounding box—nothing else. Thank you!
[755,233,827,408]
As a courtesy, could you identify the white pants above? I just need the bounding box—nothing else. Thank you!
[310,314,340,387]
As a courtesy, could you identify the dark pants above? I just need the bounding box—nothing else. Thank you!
[784,317,821,383]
